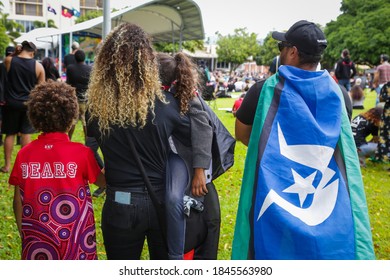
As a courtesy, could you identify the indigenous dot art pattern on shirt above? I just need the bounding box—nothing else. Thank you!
[9,133,101,260]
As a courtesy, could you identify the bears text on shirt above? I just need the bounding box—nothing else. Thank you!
[20,162,77,179]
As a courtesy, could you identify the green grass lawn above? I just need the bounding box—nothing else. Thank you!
[0,88,389,260]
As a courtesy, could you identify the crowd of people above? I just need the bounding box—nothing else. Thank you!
[0,23,233,260]
[0,18,388,261]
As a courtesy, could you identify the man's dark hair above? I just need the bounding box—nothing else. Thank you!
[297,51,323,66]
[75,50,86,63]
[27,81,78,132]
[21,41,37,52]
[381,54,389,62]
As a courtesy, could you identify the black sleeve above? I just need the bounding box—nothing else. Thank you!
[339,85,352,121]
[335,61,341,79]
[235,80,265,125]
[351,63,357,78]
[188,97,213,169]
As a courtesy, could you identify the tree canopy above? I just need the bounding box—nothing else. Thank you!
[33,19,57,29]
[75,10,103,24]
[1,1,25,52]
[216,28,261,72]
[154,40,204,53]
[255,33,279,67]
[323,0,390,68]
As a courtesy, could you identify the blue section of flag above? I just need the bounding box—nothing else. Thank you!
[252,66,355,259]
[72,8,81,17]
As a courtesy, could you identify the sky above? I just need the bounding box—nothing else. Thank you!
[112,0,343,39]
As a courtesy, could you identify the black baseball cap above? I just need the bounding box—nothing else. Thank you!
[272,20,327,55]
[5,46,15,56]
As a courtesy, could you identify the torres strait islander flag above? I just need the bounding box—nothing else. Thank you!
[232,65,375,260]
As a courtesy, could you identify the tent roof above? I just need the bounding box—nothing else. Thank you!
[14,27,60,48]
[34,0,204,43]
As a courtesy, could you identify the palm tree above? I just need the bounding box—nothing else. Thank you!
[0,0,11,55]
[1,13,24,44]
[33,19,57,29]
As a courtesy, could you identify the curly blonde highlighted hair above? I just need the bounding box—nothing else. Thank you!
[87,23,164,134]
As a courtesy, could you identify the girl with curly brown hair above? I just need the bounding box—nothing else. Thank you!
[9,81,105,259]
[157,52,219,260]
[86,23,192,260]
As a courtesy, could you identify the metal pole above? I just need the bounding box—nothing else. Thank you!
[103,0,111,39]
[44,0,48,57]
[58,15,62,77]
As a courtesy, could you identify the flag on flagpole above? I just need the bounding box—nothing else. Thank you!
[61,5,74,18]
[47,4,57,15]
[72,8,81,18]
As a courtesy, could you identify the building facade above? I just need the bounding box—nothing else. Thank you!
[6,0,102,32]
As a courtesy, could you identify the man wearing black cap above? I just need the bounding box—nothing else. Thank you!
[232,20,374,260]
[1,41,45,173]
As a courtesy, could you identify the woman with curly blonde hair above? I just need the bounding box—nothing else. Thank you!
[86,23,192,260]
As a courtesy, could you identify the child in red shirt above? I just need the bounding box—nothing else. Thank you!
[9,81,105,260]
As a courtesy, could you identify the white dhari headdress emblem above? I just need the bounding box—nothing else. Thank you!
[257,123,339,226]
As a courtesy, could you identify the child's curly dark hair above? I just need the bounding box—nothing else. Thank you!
[27,80,78,133]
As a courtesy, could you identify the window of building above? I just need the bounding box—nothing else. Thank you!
[16,20,35,32]
[15,1,43,17]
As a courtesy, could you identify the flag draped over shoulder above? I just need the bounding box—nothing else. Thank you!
[232,65,375,260]
[61,5,74,18]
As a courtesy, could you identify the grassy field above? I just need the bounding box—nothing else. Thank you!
[0,88,389,260]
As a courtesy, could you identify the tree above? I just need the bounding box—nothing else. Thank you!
[1,13,24,45]
[323,0,390,68]
[0,0,10,56]
[75,10,103,24]
[33,19,57,29]
[255,32,279,67]
[153,40,204,53]
[216,28,261,72]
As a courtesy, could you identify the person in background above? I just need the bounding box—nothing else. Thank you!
[351,107,382,167]
[9,81,106,259]
[350,78,365,110]
[233,20,374,260]
[374,81,390,164]
[0,46,15,147]
[87,23,192,260]
[335,49,357,91]
[373,54,390,105]
[1,41,45,173]
[66,49,91,141]
[41,57,60,81]
[268,55,280,75]
[232,93,246,117]
[63,42,79,71]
